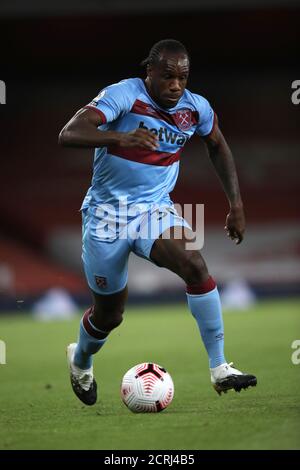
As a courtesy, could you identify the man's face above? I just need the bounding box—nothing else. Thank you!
[146,52,189,109]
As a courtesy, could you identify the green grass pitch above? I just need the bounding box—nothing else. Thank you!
[0,299,299,450]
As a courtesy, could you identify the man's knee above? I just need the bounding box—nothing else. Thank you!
[92,304,125,332]
[91,287,127,332]
[104,311,124,331]
[181,252,208,284]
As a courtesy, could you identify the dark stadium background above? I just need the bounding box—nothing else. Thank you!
[0,0,299,313]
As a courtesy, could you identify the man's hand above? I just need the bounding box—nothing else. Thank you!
[225,205,245,245]
[119,129,159,151]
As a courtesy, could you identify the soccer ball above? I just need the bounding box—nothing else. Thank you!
[121,362,174,413]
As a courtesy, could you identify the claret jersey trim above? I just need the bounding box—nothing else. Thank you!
[130,99,198,130]
[85,105,107,124]
[107,145,182,166]
[204,111,217,138]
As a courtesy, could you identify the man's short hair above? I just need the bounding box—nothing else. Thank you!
[141,39,189,67]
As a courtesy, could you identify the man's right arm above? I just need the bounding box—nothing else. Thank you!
[58,108,158,151]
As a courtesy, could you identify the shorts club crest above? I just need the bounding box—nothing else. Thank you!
[95,276,107,289]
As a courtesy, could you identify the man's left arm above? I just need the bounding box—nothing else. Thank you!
[203,114,245,244]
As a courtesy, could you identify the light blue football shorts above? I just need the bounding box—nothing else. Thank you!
[81,203,191,295]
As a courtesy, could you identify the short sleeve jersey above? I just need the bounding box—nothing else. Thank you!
[81,78,215,211]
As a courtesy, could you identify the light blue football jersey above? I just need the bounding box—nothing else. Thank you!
[81,78,215,212]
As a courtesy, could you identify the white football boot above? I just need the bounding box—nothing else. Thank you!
[210,362,257,395]
[66,343,97,405]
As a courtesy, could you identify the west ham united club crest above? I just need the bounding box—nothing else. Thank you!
[174,109,192,131]
[95,275,107,289]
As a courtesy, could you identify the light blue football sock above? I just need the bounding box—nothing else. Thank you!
[187,287,226,368]
[74,315,107,370]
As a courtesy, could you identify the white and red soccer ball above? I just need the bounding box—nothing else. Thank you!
[121,363,174,413]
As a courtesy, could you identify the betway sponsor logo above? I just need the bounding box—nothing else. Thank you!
[139,121,188,147]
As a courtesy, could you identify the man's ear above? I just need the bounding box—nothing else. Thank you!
[147,64,153,78]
